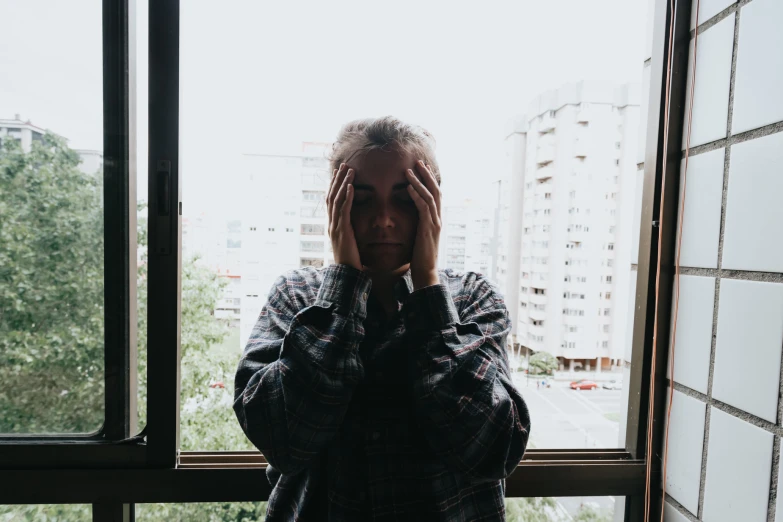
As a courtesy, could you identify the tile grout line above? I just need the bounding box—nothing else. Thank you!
[695,4,741,518]
[671,380,782,436]
[678,267,783,284]
[681,120,783,158]
[666,492,701,522]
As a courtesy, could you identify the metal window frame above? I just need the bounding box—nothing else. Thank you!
[0,0,148,469]
[0,0,689,520]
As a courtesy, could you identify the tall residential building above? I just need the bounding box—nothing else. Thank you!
[238,143,333,348]
[500,82,640,372]
[440,199,495,277]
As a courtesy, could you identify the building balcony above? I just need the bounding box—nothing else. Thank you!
[532,263,549,274]
[529,293,547,306]
[530,279,548,290]
[529,324,546,338]
[536,165,554,181]
[529,307,547,321]
[574,139,588,158]
[536,144,555,164]
[568,231,587,243]
[576,107,592,123]
[539,114,556,133]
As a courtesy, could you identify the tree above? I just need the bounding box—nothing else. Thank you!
[505,497,563,521]
[0,134,104,434]
[573,502,614,522]
[529,350,559,375]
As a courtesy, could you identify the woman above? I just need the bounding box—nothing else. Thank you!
[233,116,531,521]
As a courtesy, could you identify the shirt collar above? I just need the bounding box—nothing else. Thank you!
[393,267,415,302]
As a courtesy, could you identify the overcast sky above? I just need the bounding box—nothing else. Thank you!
[1,0,647,216]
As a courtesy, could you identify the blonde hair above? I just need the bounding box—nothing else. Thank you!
[327,115,441,185]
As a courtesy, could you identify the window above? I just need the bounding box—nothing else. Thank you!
[1,0,107,437]
[2,0,682,519]
[300,241,324,252]
[302,190,325,202]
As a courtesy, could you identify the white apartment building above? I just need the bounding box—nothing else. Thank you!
[440,200,495,277]
[0,115,103,174]
[238,143,333,348]
[182,214,243,323]
[501,82,640,372]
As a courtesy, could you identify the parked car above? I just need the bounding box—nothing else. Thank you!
[570,379,598,390]
[602,380,622,390]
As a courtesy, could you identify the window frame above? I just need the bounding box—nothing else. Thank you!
[0,0,148,469]
[0,0,692,520]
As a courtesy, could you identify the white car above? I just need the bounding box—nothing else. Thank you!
[602,380,622,390]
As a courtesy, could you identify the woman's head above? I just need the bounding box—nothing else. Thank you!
[327,116,440,273]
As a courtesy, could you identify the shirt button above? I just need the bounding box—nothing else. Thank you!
[362,292,368,301]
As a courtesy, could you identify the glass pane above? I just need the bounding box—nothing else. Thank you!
[137,499,613,521]
[506,497,618,521]
[0,0,104,434]
[135,0,149,436]
[136,502,267,521]
[0,504,92,521]
[178,1,650,453]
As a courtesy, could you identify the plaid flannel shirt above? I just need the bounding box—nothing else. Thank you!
[233,263,531,521]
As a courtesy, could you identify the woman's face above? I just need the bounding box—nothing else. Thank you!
[344,147,421,273]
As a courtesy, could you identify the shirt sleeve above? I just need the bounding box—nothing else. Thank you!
[233,264,372,476]
[403,276,530,483]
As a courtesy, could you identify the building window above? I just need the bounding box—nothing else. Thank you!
[300,241,325,252]
[300,257,324,268]
[602,341,609,348]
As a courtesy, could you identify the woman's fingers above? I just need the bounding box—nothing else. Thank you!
[406,168,438,226]
[331,168,353,231]
[415,160,441,216]
[327,163,349,214]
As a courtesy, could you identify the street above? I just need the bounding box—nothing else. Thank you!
[511,373,624,518]
[512,373,624,449]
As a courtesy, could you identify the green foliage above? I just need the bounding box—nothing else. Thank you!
[505,497,560,521]
[529,350,559,375]
[0,134,104,434]
[573,502,614,522]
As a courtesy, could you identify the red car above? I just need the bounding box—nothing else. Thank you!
[570,379,598,390]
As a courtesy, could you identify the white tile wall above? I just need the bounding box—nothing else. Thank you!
[681,13,735,149]
[664,389,707,514]
[668,276,715,394]
[731,0,783,134]
[676,149,724,269]
[777,459,783,522]
[722,132,783,273]
[690,0,736,29]
[712,279,783,422]
[664,502,692,522]
[703,408,773,522]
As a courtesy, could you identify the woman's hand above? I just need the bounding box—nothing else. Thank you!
[326,163,363,272]
[405,160,442,290]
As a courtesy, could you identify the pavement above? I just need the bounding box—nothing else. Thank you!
[510,373,625,518]
[511,373,624,449]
